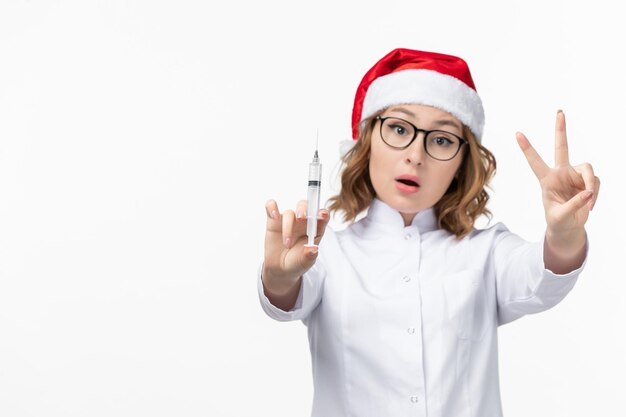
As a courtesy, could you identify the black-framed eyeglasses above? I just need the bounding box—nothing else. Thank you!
[376,116,468,161]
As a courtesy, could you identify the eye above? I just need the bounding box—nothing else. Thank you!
[389,123,410,136]
[432,136,452,147]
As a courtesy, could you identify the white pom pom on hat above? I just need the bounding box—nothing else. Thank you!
[350,48,485,142]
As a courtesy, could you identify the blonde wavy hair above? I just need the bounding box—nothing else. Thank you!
[327,114,497,239]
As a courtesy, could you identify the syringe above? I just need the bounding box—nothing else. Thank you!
[305,144,322,247]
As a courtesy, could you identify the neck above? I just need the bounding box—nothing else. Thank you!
[401,211,417,226]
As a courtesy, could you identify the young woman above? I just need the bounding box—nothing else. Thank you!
[258,48,599,417]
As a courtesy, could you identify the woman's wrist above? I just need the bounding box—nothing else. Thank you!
[543,227,587,274]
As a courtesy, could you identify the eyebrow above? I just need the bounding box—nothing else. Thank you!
[386,107,463,132]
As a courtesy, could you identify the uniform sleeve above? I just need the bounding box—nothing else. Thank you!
[491,225,588,326]
[257,260,326,322]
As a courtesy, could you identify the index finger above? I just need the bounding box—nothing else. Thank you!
[265,199,282,229]
[555,109,570,167]
[516,132,550,179]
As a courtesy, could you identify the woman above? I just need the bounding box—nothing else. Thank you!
[258,48,599,416]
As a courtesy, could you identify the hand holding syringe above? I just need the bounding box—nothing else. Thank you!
[261,135,329,310]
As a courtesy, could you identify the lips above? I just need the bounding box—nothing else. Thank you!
[394,174,420,193]
[395,174,420,187]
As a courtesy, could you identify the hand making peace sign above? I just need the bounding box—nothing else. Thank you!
[516,110,600,236]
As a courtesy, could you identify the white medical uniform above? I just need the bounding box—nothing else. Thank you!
[258,198,585,417]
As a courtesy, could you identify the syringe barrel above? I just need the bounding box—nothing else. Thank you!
[307,162,321,214]
[308,162,321,181]
[306,186,320,244]
[306,162,322,244]
[307,182,321,218]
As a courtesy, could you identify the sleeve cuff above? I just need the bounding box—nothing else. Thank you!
[256,262,324,322]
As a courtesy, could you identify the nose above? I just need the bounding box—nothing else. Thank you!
[404,133,426,166]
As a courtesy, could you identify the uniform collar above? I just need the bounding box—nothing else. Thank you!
[364,198,439,234]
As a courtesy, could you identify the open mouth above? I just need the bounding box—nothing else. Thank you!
[395,175,421,193]
[395,175,420,187]
[396,178,419,187]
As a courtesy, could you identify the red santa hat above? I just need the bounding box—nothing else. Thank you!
[351,48,485,141]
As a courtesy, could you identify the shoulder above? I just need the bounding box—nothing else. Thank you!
[466,221,515,248]
[327,216,367,240]
[469,221,510,237]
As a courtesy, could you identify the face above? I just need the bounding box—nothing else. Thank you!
[368,104,465,225]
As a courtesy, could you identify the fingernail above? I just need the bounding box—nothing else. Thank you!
[297,211,305,219]
[271,210,278,219]
[582,190,593,200]
[308,247,318,257]
[284,237,292,247]
[557,109,563,114]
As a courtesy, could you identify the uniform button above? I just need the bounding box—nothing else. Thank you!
[402,275,411,282]
[407,327,415,334]
[404,233,412,240]
[411,396,419,403]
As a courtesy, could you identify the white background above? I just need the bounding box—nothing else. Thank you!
[0,1,624,416]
